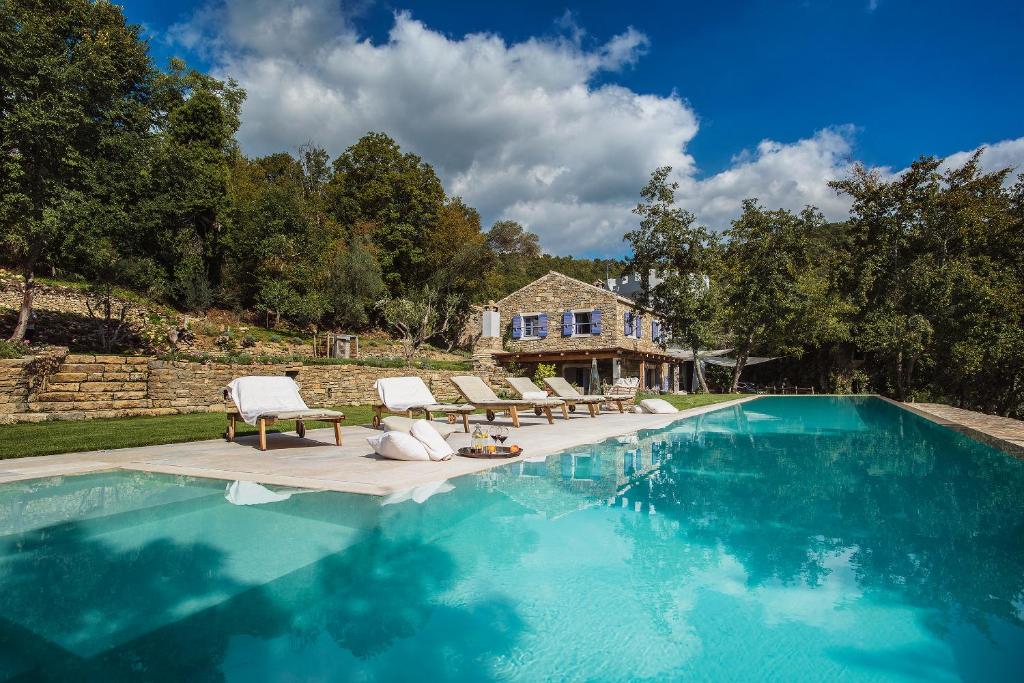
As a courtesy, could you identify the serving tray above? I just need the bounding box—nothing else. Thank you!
[457,446,522,459]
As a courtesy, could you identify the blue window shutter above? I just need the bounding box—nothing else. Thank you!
[624,312,633,336]
[511,314,522,339]
[635,315,643,339]
[538,313,548,338]
[591,309,602,335]
[562,311,574,336]
[652,320,659,341]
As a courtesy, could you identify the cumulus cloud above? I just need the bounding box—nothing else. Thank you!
[939,137,1024,177]
[169,1,1024,256]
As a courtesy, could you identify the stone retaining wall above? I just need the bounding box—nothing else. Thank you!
[0,353,485,424]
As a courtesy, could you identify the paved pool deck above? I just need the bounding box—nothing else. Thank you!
[0,396,760,495]
[886,399,1024,458]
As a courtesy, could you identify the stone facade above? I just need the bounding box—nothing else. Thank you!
[0,352,478,424]
[482,271,666,356]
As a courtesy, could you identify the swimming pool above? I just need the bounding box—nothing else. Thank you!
[1,396,1021,680]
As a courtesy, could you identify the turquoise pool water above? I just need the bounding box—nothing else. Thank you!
[1,397,1022,681]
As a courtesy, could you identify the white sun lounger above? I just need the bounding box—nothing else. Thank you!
[373,376,475,432]
[224,376,345,451]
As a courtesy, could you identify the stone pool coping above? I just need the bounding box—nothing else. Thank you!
[878,396,1024,458]
[0,395,762,495]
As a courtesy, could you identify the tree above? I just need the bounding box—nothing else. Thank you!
[0,0,151,340]
[486,220,541,259]
[325,234,386,329]
[377,288,459,365]
[829,153,1020,404]
[625,167,724,392]
[721,202,848,392]
[143,59,245,311]
[327,132,445,295]
[424,197,494,347]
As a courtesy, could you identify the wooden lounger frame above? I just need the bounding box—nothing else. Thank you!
[372,404,473,432]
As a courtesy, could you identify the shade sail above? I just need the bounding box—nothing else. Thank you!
[700,356,778,368]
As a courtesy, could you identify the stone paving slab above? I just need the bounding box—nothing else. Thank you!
[883,398,1024,458]
[0,397,760,495]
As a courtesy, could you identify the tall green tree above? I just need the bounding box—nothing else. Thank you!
[0,0,151,340]
[327,132,445,295]
[722,201,850,392]
[831,153,1023,407]
[143,59,245,311]
[625,167,724,392]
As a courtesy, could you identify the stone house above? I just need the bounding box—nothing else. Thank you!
[474,271,686,392]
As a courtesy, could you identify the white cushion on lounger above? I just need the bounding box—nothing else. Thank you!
[521,390,548,400]
[639,398,678,414]
[366,431,431,461]
[375,376,437,411]
[410,420,455,461]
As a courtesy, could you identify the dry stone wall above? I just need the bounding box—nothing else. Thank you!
[0,353,483,424]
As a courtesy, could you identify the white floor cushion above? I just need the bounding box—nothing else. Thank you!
[639,398,679,414]
[410,419,455,461]
[366,431,431,461]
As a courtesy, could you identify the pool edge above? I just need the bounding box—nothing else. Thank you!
[877,396,1024,459]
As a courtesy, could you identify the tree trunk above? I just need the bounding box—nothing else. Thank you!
[894,351,906,401]
[692,348,709,393]
[730,351,749,393]
[8,266,35,342]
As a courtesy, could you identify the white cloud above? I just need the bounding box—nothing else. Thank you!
[170,2,1024,256]
[939,137,1024,178]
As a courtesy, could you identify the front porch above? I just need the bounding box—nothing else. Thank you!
[492,347,690,393]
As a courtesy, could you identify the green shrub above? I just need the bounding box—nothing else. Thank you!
[0,340,27,360]
[533,363,557,381]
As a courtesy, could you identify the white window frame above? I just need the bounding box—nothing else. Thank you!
[520,312,543,339]
[572,309,595,336]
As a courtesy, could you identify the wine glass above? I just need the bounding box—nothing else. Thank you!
[494,426,508,446]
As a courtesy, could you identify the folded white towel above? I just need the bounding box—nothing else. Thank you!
[521,390,549,400]
[375,376,437,410]
[227,376,308,425]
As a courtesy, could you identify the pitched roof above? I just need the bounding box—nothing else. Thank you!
[496,270,658,314]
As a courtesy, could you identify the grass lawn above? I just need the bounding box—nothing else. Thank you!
[635,392,749,410]
[0,405,377,460]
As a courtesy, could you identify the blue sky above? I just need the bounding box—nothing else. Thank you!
[122,0,1024,255]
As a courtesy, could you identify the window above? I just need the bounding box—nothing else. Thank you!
[564,309,601,336]
[573,310,592,335]
[512,313,547,339]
